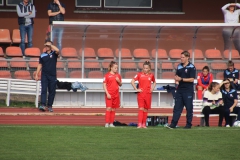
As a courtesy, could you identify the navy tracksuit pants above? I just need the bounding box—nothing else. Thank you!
[171,91,193,127]
[41,74,57,107]
[224,107,240,126]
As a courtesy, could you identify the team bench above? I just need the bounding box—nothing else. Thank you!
[193,100,238,126]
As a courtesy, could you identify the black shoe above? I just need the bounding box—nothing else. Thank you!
[38,105,46,112]
[183,126,191,129]
[165,124,176,129]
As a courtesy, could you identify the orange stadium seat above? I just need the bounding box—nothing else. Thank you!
[10,58,27,69]
[56,60,65,69]
[169,49,184,59]
[234,63,240,70]
[69,71,86,78]
[161,62,173,70]
[67,58,81,70]
[188,49,205,59]
[0,57,8,68]
[14,70,31,80]
[124,71,138,79]
[205,49,222,60]
[223,50,240,60]
[25,47,41,57]
[57,70,66,78]
[120,61,137,70]
[216,72,224,80]
[28,58,39,68]
[61,47,78,58]
[133,48,150,59]
[88,71,103,78]
[33,71,41,80]
[210,62,227,70]
[193,62,209,70]
[0,47,4,57]
[79,48,97,59]
[84,59,100,69]
[161,72,175,79]
[151,49,168,59]
[97,48,114,59]
[12,29,27,43]
[115,48,133,59]
[6,46,22,57]
[0,71,11,78]
[0,29,12,43]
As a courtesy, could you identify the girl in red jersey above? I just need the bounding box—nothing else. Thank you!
[103,61,122,127]
[131,61,156,128]
[196,66,213,99]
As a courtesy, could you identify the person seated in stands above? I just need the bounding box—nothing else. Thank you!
[196,66,213,99]
[202,82,224,127]
[224,60,239,90]
[220,78,240,127]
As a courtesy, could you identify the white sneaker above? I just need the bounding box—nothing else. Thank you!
[226,125,230,127]
[22,56,25,59]
[105,123,109,128]
[109,124,115,127]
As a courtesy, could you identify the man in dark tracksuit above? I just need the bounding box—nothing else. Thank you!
[224,60,239,90]
[35,41,59,112]
[166,51,196,129]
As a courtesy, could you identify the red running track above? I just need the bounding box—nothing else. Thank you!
[0,108,221,126]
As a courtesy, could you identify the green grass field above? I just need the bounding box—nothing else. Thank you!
[0,126,239,160]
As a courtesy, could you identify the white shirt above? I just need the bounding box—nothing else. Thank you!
[222,3,240,23]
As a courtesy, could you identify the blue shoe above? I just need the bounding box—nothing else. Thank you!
[39,105,46,112]
[48,107,53,112]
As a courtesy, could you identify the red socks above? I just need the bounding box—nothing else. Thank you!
[197,90,202,100]
[143,111,148,125]
[110,111,115,123]
[105,110,111,123]
[138,110,144,124]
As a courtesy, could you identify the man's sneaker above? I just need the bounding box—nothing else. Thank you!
[226,124,230,127]
[137,123,142,128]
[109,124,115,127]
[165,124,176,129]
[48,107,53,112]
[105,123,109,128]
[142,124,147,129]
[38,105,46,112]
[183,126,191,129]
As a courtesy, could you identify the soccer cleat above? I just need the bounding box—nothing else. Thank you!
[38,105,46,112]
[109,124,115,127]
[165,124,176,129]
[226,124,230,127]
[137,123,142,128]
[105,123,109,128]
[142,124,147,129]
[48,107,53,112]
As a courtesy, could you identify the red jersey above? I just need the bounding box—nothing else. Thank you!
[197,72,213,89]
[134,72,155,93]
[103,72,121,95]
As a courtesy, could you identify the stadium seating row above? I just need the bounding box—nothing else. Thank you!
[0,29,27,44]
[0,45,239,60]
[0,70,227,80]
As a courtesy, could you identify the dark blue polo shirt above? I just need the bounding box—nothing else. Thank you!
[39,51,58,76]
[221,89,238,109]
[224,68,239,81]
[176,62,196,93]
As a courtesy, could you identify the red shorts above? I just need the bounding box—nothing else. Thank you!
[105,94,120,108]
[196,85,207,90]
[137,93,152,109]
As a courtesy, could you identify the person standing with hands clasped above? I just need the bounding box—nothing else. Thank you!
[103,61,122,127]
[131,61,156,129]
[17,0,36,58]
[35,41,59,112]
[166,51,196,129]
